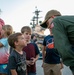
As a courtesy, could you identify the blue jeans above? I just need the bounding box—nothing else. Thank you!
[28,72,36,75]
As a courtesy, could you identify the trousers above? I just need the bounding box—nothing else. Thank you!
[43,63,62,75]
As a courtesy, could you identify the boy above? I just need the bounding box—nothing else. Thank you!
[21,26,40,75]
[8,33,27,75]
[41,25,63,75]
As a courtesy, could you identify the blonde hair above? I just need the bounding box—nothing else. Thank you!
[2,25,13,37]
[21,26,31,34]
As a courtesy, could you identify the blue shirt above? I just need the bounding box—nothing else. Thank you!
[43,35,61,64]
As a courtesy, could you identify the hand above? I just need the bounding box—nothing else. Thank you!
[60,62,64,69]
[26,60,31,66]
[41,63,44,68]
[30,57,36,65]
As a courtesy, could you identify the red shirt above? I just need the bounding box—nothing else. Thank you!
[23,43,39,73]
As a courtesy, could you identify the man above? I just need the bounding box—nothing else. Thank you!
[40,10,74,75]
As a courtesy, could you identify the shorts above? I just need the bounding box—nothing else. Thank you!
[0,64,8,74]
[43,63,61,75]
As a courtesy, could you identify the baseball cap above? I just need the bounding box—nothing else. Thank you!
[40,10,61,28]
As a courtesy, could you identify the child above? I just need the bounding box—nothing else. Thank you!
[41,29,63,75]
[40,10,63,75]
[8,33,27,75]
[0,25,13,75]
[21,26,40,75]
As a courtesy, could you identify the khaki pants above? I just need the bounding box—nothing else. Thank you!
[43,63,62,75]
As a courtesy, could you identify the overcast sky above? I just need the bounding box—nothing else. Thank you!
[0,0,74,32]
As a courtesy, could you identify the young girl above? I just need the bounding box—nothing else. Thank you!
[0,25,13,75]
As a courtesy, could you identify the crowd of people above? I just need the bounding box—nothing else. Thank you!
[0,19,40,75]
[0,9,74,75]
